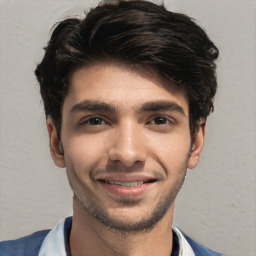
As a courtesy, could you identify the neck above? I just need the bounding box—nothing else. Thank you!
[70,197,174,256]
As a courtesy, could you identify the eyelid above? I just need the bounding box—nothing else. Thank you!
[147,114,176,125]
[79,114,110,125]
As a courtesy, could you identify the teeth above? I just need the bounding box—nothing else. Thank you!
[106,180,144,187]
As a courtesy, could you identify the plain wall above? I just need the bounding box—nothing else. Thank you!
[0,1,255,256]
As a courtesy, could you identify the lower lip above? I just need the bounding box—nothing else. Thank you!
[98,181,155,197]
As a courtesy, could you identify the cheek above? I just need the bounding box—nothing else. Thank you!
[147,131,191,169]
[147,129,191,154]
[64,135,109,174]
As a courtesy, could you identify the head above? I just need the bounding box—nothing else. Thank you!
[35,0,218,143]
[35,0,219,233]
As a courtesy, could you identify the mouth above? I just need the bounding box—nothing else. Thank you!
[98,179,157,187]
[96,174,159,197]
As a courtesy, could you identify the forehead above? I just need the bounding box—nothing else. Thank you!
[64,63,189,114]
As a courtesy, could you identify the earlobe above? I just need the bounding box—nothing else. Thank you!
[46,118,66,168]
[187,119,206,169]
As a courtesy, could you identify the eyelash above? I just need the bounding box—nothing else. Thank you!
[79,115,175,127]
[147,115,175,126]
[79,115,108,126]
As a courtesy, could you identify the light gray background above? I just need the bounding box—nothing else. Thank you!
[0,1,255,256]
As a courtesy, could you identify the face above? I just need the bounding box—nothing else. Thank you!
[48,63,205,232]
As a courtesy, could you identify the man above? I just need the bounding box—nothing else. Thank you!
[0,0,224,255]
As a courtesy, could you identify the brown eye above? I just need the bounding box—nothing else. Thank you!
[87,117,105,125]
[153,116,168,125]
[80,116,107,126]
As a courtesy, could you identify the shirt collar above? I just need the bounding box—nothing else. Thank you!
[38,218,67,256]
[173,226,195,256]
[38,217,194,256]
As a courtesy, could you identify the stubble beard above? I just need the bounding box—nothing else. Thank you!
[66,161,187,235]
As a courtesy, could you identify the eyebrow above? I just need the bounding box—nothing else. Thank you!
[70,100,117,113]
[70,100,185,116]
[139,100,186,116]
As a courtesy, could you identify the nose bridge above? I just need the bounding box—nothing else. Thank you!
[108,118,146,166]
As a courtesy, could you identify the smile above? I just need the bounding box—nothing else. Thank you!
[100,179,156,187]
[103,180,144,187]
[97,178,157,197]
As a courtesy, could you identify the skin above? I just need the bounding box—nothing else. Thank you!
[47,63,206,256]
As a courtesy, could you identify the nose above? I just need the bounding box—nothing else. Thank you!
[108,121,147,167]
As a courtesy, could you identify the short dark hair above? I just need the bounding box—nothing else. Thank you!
[35,0,219,140]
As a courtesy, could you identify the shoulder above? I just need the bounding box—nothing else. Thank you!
[183,233,224,256]
[0,229,50,256]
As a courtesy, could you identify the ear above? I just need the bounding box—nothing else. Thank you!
[187,119,206,169]
[46,118,66,168]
